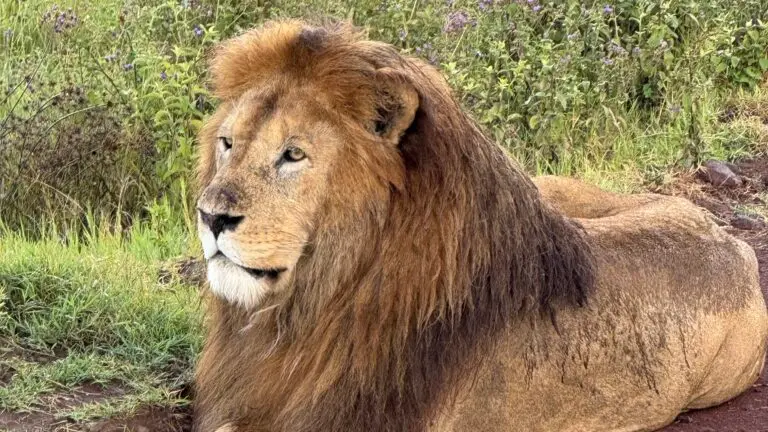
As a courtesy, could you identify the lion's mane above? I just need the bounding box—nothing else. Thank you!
[194,20,596,432]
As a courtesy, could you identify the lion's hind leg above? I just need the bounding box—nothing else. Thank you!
[686,298,768,409]
[685,240,768,410]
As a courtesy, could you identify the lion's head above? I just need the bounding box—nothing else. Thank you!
[196,22,420,308]
[194,20,595,432]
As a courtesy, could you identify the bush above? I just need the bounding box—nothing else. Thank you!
[1,0,767,233]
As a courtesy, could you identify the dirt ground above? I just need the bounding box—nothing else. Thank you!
[2,157,767,432]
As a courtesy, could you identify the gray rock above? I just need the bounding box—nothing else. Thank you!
[697,160,742,188]
[731,214,767,231]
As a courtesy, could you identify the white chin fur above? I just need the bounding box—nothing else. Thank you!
[199,226,219,260]
[207,257,269,309]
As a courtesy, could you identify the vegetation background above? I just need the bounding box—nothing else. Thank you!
[1,0,767,427]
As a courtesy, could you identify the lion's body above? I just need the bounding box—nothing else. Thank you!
[193,21,768,432]
[432,176,768,431]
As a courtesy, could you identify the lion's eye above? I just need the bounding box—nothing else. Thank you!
[283,146,306,162]
[218,137,233,152]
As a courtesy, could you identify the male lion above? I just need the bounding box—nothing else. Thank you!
[193,20,768,432]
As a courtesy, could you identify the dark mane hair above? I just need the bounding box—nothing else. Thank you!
[194,19,596,432]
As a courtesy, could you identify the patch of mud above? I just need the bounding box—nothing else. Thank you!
[0,383,127,432]
[0,341,66,387]
[658,155,768,432]
[85,405,192,432]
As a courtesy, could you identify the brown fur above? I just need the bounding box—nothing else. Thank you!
[194,20,594,431]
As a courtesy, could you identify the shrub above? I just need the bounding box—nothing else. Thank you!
[1,0,767,233]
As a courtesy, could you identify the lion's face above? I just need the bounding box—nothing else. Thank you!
[197,88,346,308]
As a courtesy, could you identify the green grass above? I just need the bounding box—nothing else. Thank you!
[0,214,201,421]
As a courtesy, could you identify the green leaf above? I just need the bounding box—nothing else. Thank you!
[759,58,768,71]
[528,115,541,130]
[715,62,728,73]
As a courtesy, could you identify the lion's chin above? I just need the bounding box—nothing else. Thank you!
[206,254,285,309]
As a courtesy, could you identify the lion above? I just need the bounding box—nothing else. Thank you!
[192,20,768,432]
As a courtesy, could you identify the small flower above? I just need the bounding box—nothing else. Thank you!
[160,71,168,80]
[608,42,628,56]
[104,53,117,62]
[603,5,614,14]
[443,10,476,34]
[474,49,484,58]
[601,57,614,65]
[532,5,542,11]
[429,52,439,65]
[632,47,642,56]
[567,32,578,40]
[398,29,407,41]
[193,24,204,38]
[478,0,493,11]
[123,63,134,71]
[659,40,668,50]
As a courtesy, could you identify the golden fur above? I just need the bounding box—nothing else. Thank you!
[193,20,768,432]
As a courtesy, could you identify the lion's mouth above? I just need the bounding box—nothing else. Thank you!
[211,252,287,279]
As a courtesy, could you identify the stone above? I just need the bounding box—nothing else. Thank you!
[697,160,742,188]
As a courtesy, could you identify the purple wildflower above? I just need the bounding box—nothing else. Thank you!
[193,24,204,38]
[608,42,627,56]
[479,0,493,11]
[398,29,407,41]
[632,47,641,56]
[104,53,117,62]
[429,52,439,66]
[532,4,542,11]
[123,63,134,71]
[44,5,78,33]
[601,57,614,66]
[160,71,168,80]
[603,5,614,14]
[444,10,476,34]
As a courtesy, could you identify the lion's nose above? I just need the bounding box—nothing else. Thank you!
[198,209,244,239]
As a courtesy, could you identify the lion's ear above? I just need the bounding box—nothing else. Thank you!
[371,68,419,144]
